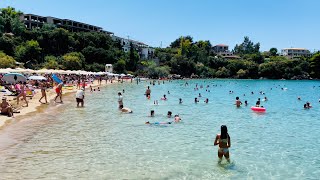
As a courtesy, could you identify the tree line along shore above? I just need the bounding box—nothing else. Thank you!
[0,7,319,80]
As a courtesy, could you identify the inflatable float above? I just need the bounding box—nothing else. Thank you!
[52,74,62,84]
[251,106,266,112]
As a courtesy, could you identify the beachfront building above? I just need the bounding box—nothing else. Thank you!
[19,14,114,35]
[112,36,155,59]
[281,48,311,59]
[212,44,234,57]
[105,64,113,73]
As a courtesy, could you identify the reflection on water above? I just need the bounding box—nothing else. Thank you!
[0,80,320,179]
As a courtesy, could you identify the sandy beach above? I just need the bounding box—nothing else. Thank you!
[0,79,118,130]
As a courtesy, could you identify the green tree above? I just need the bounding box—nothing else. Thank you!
[15,40,42,68]
[113,59,126,73]
[85,63,105,72]
[126,42,139,71]
[269,47,278,56]
[43,55,59,69]
[170,55,196,77]
[215,67,230,78]
[310,53,320,78]
[49,28,75,55]
[170,36,193,48]
[0,7,24,35]
[237,69,247,78]
[147,62,170,78]
[233,36,260,55]
[0,51,16,68]
[62,52,84,70]
[82,46,109,64]
[0,34,15,56]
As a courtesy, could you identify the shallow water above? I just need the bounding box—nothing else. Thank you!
[0,79,319,179]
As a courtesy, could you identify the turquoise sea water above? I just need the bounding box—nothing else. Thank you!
[0,79,320,179]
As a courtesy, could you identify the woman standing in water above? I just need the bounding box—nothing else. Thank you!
[214,125,231,163]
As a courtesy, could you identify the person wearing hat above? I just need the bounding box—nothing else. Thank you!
[75,88,85,107]
[0,97,13,117]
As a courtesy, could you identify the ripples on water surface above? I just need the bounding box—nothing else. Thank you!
[0,79,320,179]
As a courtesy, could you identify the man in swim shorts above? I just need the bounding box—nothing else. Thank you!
[54,83,63,103]
[145,86,151,98]
[76,88,85,107]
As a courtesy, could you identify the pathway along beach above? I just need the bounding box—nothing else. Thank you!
[0,79,320,179]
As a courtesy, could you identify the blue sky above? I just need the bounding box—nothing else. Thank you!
[1,0,319,51]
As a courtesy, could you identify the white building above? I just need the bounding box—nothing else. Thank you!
[111,35,155,59]
[105,64,113,73]
[141,47,155,60]
[281,48,311,58]
[212,44,234,57]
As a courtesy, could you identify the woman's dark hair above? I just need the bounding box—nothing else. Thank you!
[220,125,229,139]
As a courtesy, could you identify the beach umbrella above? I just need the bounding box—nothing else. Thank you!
[28,75,47,81]
[0,69,10,73]
[36,69,49,74]
[10,68,25,73]
[1,73,27,83]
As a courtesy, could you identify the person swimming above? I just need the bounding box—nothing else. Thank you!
[244,100,248,106]
[174,115,181,122]
[145,121,172,125]
[204,98,209,103]
[306,102,312,108]
[161,95,167,100]
[214,125,231,163]
[150,110,155,117]
[179,98,183,104]
[195,98,199,103]
[119,105,133,113]
[167,111,172,118]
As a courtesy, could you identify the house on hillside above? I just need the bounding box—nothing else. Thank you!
[281,48,311,59]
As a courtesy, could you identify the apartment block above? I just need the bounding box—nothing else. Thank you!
[20,14,113,35]
[281,48,311,58]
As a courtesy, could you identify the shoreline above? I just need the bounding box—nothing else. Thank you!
[0,80,119,130]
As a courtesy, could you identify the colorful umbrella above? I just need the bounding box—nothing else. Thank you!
[1,73,27,83]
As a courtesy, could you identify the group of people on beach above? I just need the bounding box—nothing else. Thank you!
[0,73,112,117]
